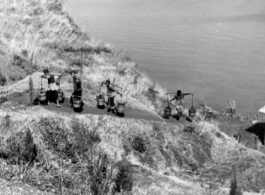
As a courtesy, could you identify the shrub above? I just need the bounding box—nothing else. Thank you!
[113,157,133,193]
[4,128,37,165]
[2,114,11,129]
[132,136,146,153]
[12,55,35,75]
[0,71,6,86]
[145,84,158,104]
[86,152,113,195]
[183,126,195,134]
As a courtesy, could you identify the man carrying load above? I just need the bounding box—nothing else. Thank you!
[170,90,193,118]
[41,68,61,107]
[101,79,122,113]
[70,70,83,108]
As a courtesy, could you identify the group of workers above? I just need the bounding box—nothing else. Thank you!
[41,68,122,112]
[41,68,193,117]
[41,68,83,108]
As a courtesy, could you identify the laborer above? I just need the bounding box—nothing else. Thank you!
[170,90,193,117]
[70,70,83,108]
[41,68,60,107]
[101,79,122,113]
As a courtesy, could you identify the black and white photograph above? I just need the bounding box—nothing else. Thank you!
[0,0,265,194]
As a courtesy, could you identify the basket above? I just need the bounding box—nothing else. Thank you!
[57,89,64,102]
[38,88,46,101]
[189,107,196,117]
[164,106,172,117]
[73,96,82,109]
[116,101,126,114]
[96,95,105,107]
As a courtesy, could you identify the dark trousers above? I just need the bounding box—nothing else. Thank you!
[107,96,115,110]
[46,90,58,103]
[70,90,83,105]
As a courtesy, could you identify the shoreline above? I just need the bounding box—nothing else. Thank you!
[64,0,265,117]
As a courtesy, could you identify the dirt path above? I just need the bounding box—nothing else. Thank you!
[5,92,192,125]
[41,98,192,125]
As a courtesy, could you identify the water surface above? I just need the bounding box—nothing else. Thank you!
[65,0,265,114]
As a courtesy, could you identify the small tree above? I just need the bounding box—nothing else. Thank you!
[0,71,7,86]
[29,76,34,106]
[113,157,133,193]
[229,168,243,195]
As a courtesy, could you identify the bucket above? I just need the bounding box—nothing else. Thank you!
[38,88,46,101]
[73,97,82,109]
[57,89,64,102]
[96,95,105,108]
[116,101,126,114]
[189,107,196,117]
[164,106,172,117]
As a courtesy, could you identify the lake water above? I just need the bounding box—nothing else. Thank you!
[65,0,265,115]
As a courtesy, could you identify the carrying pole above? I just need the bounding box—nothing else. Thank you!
[58,76,61,90]
[191,94,194,108]
[73,95,82,99]
[41,76,43,89]
[167,93,170,107]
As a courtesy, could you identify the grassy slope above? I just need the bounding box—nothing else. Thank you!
[0,0,265,194]
[0,0,169,115]
[0,107,265,194]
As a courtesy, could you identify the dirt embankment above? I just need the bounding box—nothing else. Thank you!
[0,107,265,194]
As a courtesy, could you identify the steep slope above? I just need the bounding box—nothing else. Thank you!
[0,107,265,194]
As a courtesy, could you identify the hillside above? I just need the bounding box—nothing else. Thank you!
[0,0,265,194]
[0,105,264,194]
[0,0,169,115]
